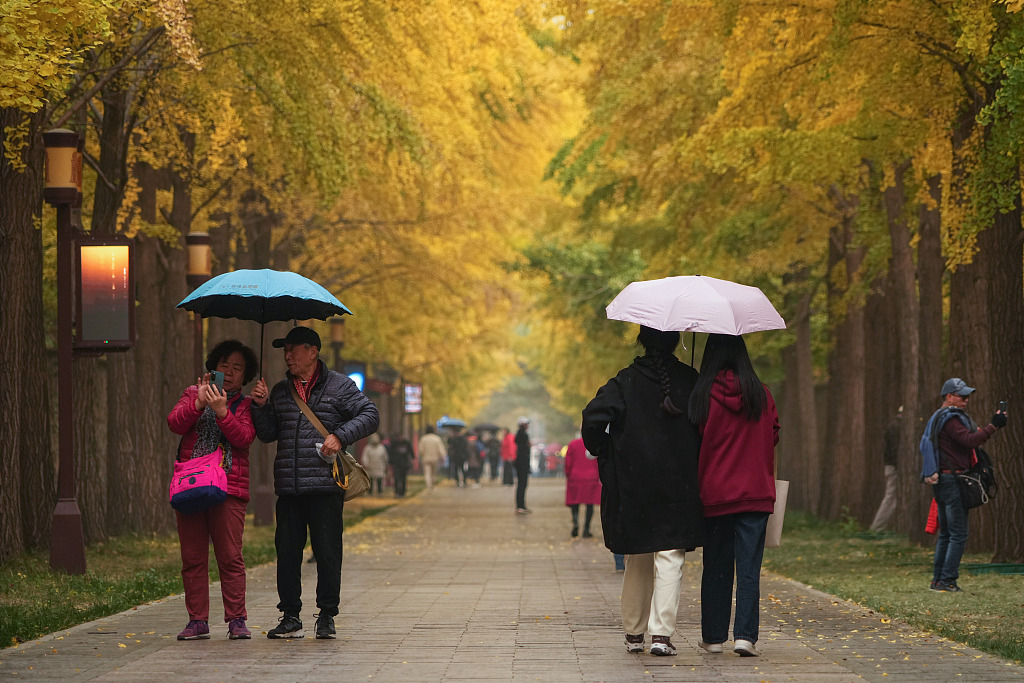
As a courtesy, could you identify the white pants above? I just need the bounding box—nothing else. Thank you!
[621,549,686,637]
[423,462,437,488]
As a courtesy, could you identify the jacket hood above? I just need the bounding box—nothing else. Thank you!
[630,354,678,383]
[711,369,744,414]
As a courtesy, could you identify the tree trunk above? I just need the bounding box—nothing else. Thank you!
[778,274,819,514]
[822,192,869,522]
[0,108,54,558]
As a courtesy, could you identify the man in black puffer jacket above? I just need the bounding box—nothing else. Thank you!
[251,326,379,640]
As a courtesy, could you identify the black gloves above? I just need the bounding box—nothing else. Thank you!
[992,412,1008,429]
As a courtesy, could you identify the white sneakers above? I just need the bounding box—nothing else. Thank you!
[649,636,677,656]
[624,634,644,653]
[697,639,723,654]
[697,639,759,656]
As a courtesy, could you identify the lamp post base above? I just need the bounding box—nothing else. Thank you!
[49,498,86,574]
[252,484,275,526]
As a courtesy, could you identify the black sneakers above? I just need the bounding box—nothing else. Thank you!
[933,580,963,593]
[267,613,304,639]
[315,612,336,639]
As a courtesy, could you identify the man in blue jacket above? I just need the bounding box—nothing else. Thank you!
[251,326,380,639]
[919,377,1006,593]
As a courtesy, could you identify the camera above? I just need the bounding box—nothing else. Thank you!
[998,400,1008,413]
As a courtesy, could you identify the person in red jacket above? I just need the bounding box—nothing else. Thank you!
[167,339,258,641]
[688,334,779,658]
[564,436,600,538]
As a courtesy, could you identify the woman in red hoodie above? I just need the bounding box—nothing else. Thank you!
[688,334,779,658]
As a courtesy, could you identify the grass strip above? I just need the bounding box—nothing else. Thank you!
[0,478,423,648]
[763,510,1024,663]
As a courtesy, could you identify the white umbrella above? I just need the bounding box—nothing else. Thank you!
[606,275,786,335]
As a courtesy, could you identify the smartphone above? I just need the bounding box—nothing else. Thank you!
[211,371,225,392]
[999,400,1008,413]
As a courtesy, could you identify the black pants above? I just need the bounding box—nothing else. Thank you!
[450,458,466,486]
[393,466,409,496]
[515,462,530,509]
[488,455,501,480]
[502,461,515,486]
[275,494,345,617]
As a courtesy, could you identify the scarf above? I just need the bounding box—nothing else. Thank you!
[190,389,241,473]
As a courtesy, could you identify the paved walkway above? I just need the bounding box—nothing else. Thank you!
[2,477,1023,682]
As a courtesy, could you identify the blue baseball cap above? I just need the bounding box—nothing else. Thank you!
[941,378,975,397]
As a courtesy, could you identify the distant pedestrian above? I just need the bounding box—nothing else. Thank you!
[251,326,379,640]
[500,427,516,486]
[362,434,389,495]
[418,426,446,489]
[448,428,471,487]
[466,431,483,487]
[689,333,779,658]
[167,339,258,641]
[564,436,600,538]
[869,407,902,532]
[582,326,703,657]
[920,377,1006,593]
[485,432,502,481]
[514,418,532,513]
[389,432,414,497]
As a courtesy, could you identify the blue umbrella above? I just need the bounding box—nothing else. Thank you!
[177,269,352,322]
[176,269,352,373]
[437,416,467,430]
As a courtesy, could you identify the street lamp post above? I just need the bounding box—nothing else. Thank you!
[185,232,211,372]
[44,128,86,574]
[330,317,345,372]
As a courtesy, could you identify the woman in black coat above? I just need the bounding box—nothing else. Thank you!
[581,326,703,657]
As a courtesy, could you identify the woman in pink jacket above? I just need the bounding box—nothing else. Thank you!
[167,339,258,641]
[688,334,779,658]
[564,436,601,538]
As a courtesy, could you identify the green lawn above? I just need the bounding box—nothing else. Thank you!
[0,477,422,648]
[763,511,1024,662]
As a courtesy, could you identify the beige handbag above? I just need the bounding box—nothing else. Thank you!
[288,383,371,500]
[765,477,789,548]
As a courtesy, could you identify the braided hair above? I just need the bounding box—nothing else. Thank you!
[636,326,683,416]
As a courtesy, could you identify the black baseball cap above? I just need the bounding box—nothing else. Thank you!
[272,326,321,349]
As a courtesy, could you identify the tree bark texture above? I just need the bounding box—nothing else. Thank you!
[822,197,869,522]
[0,109,56,558]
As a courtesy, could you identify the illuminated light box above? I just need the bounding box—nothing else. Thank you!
[404,383,423,413]
[75,235,135,351]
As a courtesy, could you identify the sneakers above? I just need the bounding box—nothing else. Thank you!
[734,639,759,657]
[227,618,251,640]
[933,580,963,593]
[624,633,644,653]
[649,635,677,656]
[176,620,210,640]
[698,639,723,654]
[314,612,336,639]
[267,613,304,639]
[515,508,533,514]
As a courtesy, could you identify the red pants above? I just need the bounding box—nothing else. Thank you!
[176,495,247,622]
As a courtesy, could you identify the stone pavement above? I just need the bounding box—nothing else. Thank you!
[2,477,1023,682]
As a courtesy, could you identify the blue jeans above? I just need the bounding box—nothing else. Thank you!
[932,474,969,584]
[701,512,769,644]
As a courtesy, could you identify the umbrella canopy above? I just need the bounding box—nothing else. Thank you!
[606,275,785,335]
[473,423,501,433]
[177,269,351,323]
[437,416,467,429]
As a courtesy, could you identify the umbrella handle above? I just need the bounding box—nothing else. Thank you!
[259,323,264,378]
